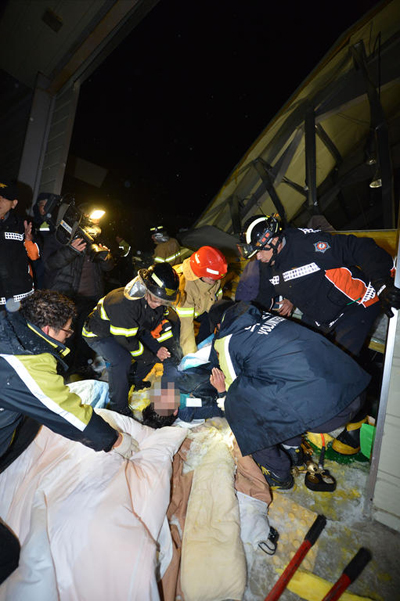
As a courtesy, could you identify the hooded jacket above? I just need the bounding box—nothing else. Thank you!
[0,311,118,459]
[213,302,370,456]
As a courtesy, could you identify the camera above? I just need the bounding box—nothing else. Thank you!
[43,194,109,261]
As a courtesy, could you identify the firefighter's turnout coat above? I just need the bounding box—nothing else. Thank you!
[83,285,168,358]
[213,303,370,456]
[153,238,181,266]
[174,260,222,356]
[255,228,394,328]
[0,311,118,459]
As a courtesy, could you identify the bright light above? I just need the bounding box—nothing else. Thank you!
[89,209,105,220]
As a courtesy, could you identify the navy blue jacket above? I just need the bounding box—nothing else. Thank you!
[213,302,370,455]
[240,228,394,327]
[0,311,118,458]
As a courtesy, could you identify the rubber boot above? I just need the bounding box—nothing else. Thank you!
[331,417,368,455]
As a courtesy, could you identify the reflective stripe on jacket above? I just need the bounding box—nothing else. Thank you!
[174,263,221,356]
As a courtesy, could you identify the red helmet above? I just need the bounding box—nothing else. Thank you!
[190,246,227,280]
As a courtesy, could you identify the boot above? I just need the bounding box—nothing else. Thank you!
[281,444,305,469]
[256,462,295,492]
[331,417,368,455]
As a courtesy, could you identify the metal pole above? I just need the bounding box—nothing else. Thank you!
[305,106,318,213]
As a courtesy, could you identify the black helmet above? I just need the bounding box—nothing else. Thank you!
[238,215,280,259]
[150,225,169,243]
[139,263,179,304]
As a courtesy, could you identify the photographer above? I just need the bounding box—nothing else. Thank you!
[41,196,115,376]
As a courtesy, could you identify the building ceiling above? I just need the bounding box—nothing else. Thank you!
[0,0,159,93]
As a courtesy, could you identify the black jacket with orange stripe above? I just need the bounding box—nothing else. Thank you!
[255,228,394,328]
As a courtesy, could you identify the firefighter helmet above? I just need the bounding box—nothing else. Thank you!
[238,215,280,259]
[190,246,227,280]
[139,263,179,304]
[150,225,169,243]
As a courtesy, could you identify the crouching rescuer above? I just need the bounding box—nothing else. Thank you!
[83,263,180,415]
[0,290,139,476]
[208,301,371,491]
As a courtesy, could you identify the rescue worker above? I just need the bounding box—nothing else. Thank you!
[208,301,370,490]
[0,289,139,474]
[83,263,180,415]
[0,179,39,311]
[174,245,227,356]
[237,215,400,454]
[151,225,181,266]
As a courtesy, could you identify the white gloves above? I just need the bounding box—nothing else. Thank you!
[112,432,140,459]
[216,395,226,411]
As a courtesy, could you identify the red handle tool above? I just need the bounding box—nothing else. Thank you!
[264,514,327,601]
[321,547,372,601]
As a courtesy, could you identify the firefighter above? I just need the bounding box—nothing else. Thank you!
[82,263,180,415]
[151,225,181,266]
[237,215,400,454]
[174,246,227,356]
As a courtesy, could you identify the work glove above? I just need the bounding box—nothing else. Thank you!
[112,432,140,459]
[376,281,400,318]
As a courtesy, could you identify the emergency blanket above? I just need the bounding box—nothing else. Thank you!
[0,409,187,601]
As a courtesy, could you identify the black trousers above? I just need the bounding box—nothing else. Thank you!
[303,301,382,358]
[86,337,133,413]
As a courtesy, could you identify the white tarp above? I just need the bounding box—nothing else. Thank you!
[0,409,187,601]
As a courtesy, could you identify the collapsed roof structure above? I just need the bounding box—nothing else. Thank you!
[194,0,400,235]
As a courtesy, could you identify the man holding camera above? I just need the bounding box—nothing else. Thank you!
[40,195,115,376]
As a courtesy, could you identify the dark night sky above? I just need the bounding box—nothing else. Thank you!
[68,0,382,250]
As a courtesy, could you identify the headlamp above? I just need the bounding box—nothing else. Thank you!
[237,243,258,259]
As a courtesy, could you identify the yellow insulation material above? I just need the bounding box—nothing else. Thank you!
[284,569,373,601]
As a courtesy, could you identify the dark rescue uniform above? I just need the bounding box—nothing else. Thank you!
[83,287,172,412]
[255,228,394,354]
[0,212,36,307]
[214,302,370,477]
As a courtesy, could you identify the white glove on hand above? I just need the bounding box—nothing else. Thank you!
[216,395,226,411]
[112,432,140,459]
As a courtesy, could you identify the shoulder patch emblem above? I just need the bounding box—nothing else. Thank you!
[314,241,330,253]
